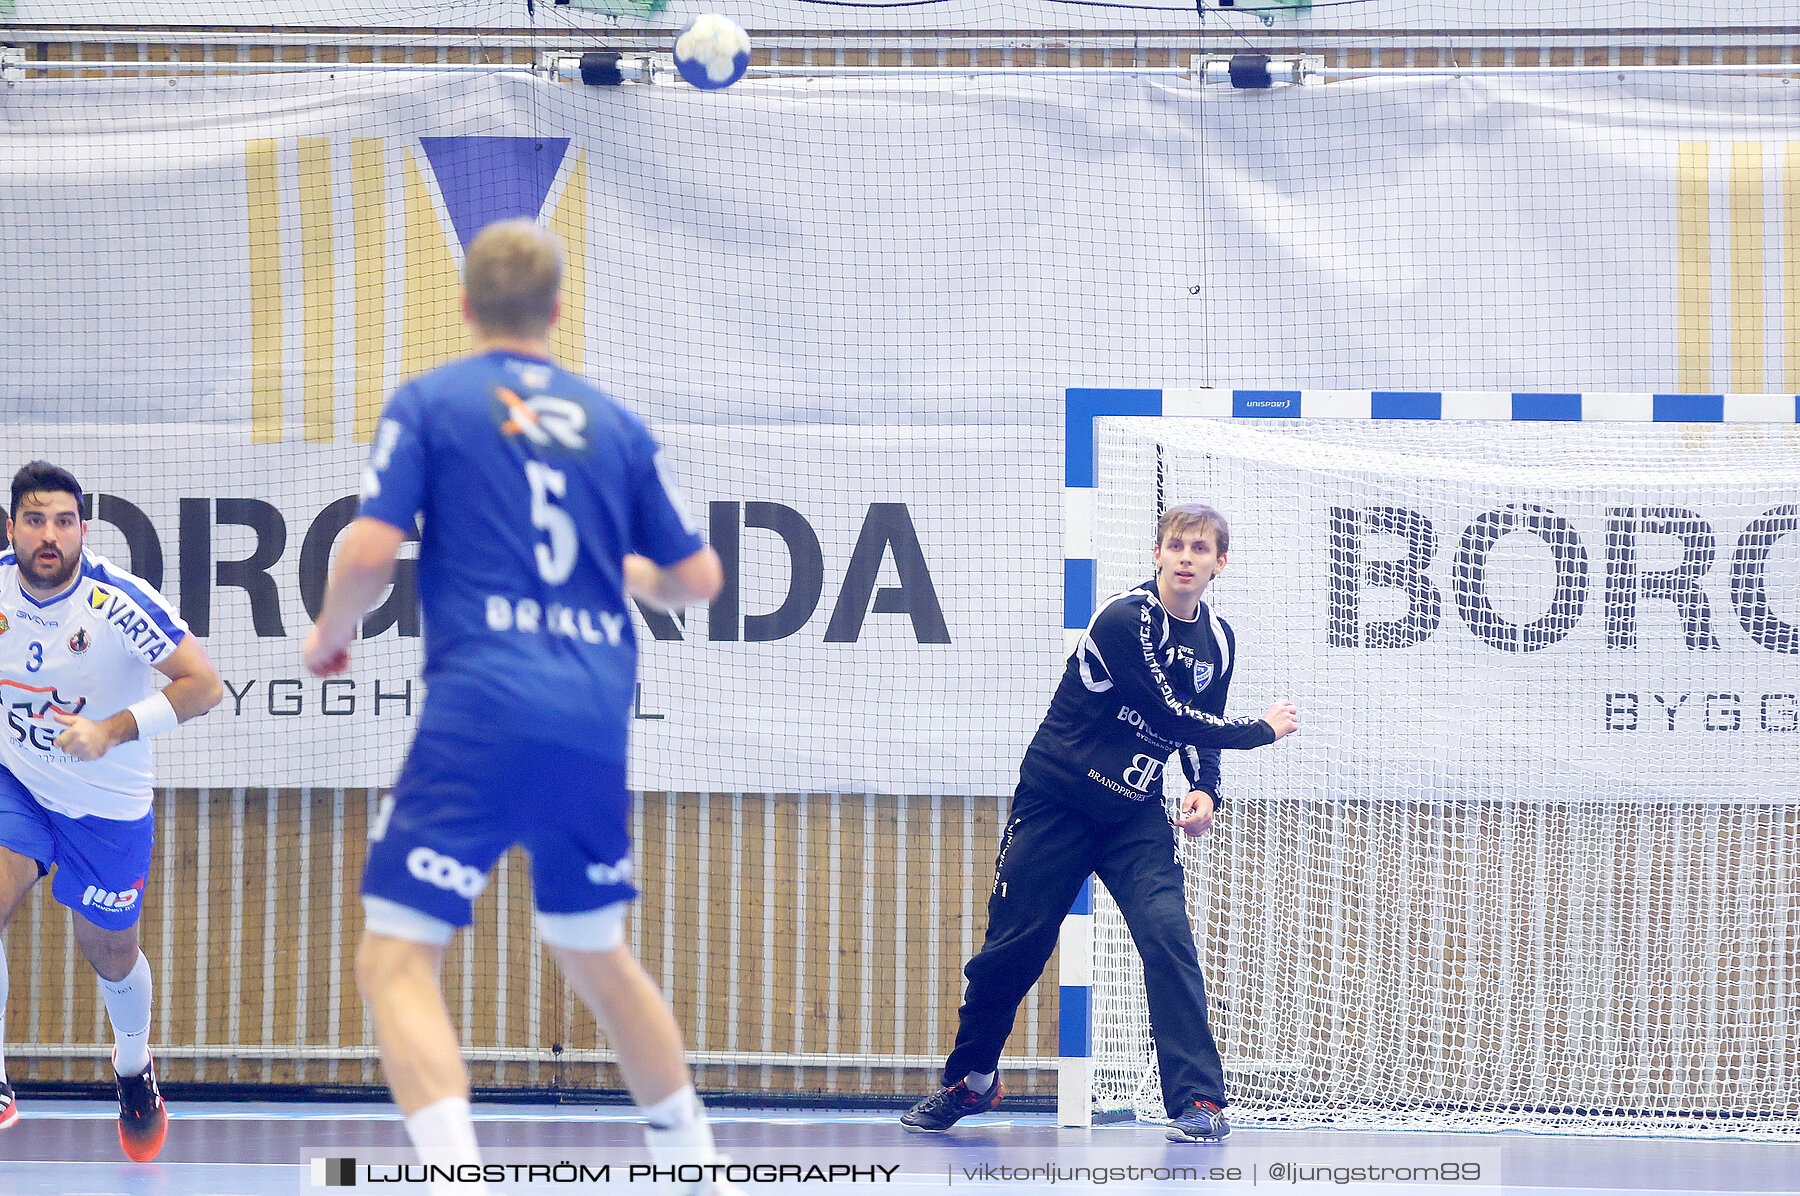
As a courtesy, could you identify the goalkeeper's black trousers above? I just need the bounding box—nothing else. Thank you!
[940,781,1226,1117]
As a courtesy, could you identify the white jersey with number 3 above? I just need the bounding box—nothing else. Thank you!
[0,550,188,820]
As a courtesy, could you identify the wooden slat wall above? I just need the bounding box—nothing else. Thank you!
[8,790,1797,1115]
[2,788,1056,1101]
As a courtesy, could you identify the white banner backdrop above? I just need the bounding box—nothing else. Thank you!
[2,71,1796,421]
[1097,418,1800,806]
[4,72,1797,789]
[634,424,1057,794]
[1,425,1057,792]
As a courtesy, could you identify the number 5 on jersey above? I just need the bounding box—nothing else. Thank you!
[525,460,576,585]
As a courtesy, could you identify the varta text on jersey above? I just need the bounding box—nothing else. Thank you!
[86,585,177,663]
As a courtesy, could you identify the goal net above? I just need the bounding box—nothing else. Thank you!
[1089,415,1800,1136]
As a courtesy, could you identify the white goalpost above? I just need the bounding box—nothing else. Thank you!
[1067,395,1800,1137]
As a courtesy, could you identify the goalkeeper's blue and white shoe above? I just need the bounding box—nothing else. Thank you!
[900,1078,1003,1132]
[1166,1098,1231,1142]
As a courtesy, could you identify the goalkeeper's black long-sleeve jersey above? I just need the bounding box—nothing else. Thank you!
[1018,578,1274,819]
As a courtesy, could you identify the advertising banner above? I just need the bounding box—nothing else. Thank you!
[2,424,1057,791]
[6,70,1796,789]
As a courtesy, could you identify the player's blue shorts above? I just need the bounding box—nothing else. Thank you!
[360,729,638,932]
[0,763,155,931]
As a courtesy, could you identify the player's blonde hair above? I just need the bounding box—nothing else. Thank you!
[464,219,562,338]
[1156,503,1229,555]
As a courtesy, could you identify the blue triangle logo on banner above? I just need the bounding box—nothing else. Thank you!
[418,137,572,250]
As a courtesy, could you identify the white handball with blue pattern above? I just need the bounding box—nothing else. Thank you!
[672,14,751,90]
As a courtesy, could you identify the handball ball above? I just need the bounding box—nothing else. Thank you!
[673,14,752,90]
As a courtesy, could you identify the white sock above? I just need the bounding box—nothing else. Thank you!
[99,952,153,1078]
[1,943,9,1084]
[644,1087,721,1169]
[963,1071,995,1095]
[643,1089,738,1196]
[642,1084,704,1130]
[404,1097,489,1196]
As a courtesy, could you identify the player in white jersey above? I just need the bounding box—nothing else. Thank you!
[0,462,222,1160]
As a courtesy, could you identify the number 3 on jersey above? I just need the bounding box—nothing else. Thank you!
[525,460,577,585]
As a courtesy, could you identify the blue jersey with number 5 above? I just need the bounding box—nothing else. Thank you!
[358,350,704,758]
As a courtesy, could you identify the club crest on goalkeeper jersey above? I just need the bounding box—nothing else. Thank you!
[0,551,187,820]
[1020,579,1275,816]
[358,350,704,760]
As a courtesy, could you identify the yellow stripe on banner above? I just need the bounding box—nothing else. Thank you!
[351,138,388,443]
[298,137,336,444]
[402,146,465,380]
[245,138,283,444]
[1787,143,1800,392]
[547,149,588,374]
[1676,142,1711,393]
[1729,142,1765,393]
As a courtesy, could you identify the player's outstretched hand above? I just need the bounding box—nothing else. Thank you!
[1175,789,1216,838]
[303,625,352,677]
[52,712,115,761]
[1263,700,1299,739]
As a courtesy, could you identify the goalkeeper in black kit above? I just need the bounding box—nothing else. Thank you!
[901,503,1298,1143]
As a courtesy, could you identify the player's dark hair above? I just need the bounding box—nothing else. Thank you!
[464,219,562,339]
[1157,503,1229,555]
[10,461,84,520]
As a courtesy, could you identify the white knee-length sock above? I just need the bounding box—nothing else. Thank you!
[98,952,153,1077]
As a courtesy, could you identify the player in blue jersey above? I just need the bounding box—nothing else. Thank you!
[304,220,732,1196]
[0,461,223,1159]
[902,504,1298,1143]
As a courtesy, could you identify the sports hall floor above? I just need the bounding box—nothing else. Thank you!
[2,1101,1796,1196]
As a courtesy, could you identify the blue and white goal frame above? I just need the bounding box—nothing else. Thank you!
[1055,386,1800,1127]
